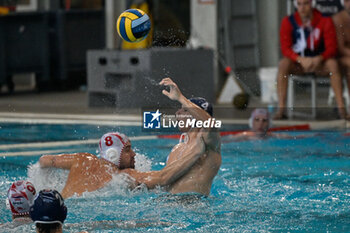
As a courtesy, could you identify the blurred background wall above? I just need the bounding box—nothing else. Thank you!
[0,0,342,107]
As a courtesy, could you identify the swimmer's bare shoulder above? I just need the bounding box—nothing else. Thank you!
[223,131,255,142]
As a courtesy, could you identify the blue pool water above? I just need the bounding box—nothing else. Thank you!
[0,123,350,232]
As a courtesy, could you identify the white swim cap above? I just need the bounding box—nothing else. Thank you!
[99,132,129,167]
[7,180,36,216]
[249,108,271,129]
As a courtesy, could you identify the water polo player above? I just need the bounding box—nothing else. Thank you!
[225,108,306,141]
[159,77,221,196]
[39,131,205,198]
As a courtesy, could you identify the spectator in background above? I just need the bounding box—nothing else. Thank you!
[333,0,350,104]
[30,189,69,233]
[275,0,348,120]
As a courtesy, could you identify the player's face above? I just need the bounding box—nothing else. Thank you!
[344,0,350,13]
[119,141,136,169]
[252,115,269,135]
[296,0,313,19]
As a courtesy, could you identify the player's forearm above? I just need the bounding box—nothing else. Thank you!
[39,155,56,168]
[143,139,204,188]
[157,140,204,186]
[39,153,80,169]
[141,156,199,189]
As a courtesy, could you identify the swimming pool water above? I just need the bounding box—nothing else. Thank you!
[0,123,350,232]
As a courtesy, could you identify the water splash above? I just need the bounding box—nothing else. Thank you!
[0,221,35,233]
[143,76,159,86]
[79,173,132,198]
[135,153,152,172]
[27,162,69,192]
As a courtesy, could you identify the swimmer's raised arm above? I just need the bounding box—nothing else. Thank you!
[160,77,220,149]
[39,153,93,169]
[159,77,211,122]
[123,136,205,189]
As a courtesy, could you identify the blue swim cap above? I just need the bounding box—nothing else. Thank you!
[189,97,213,116]
[30,189,67,225]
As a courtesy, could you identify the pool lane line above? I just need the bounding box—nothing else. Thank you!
[0,123,313,152]
[159,125,311,139]
[0,112,347,129]
[0,112,142,121]
[0,118,141,126]
[0,139,99,150]
[0,135,158,151]
[0,112,142,125]
[0,120,346,151]
[1,149,77,157]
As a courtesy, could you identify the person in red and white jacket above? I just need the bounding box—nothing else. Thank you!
[275,0,349,120]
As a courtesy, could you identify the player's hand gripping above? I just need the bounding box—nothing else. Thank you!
[159,77,184,102]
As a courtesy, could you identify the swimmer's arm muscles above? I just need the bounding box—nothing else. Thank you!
[178,96,221,148]
[178,95,221,145]
[124,138,205,188]
[39,153,91,169]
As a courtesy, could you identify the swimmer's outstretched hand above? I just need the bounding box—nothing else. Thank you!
[159,77,184,102]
